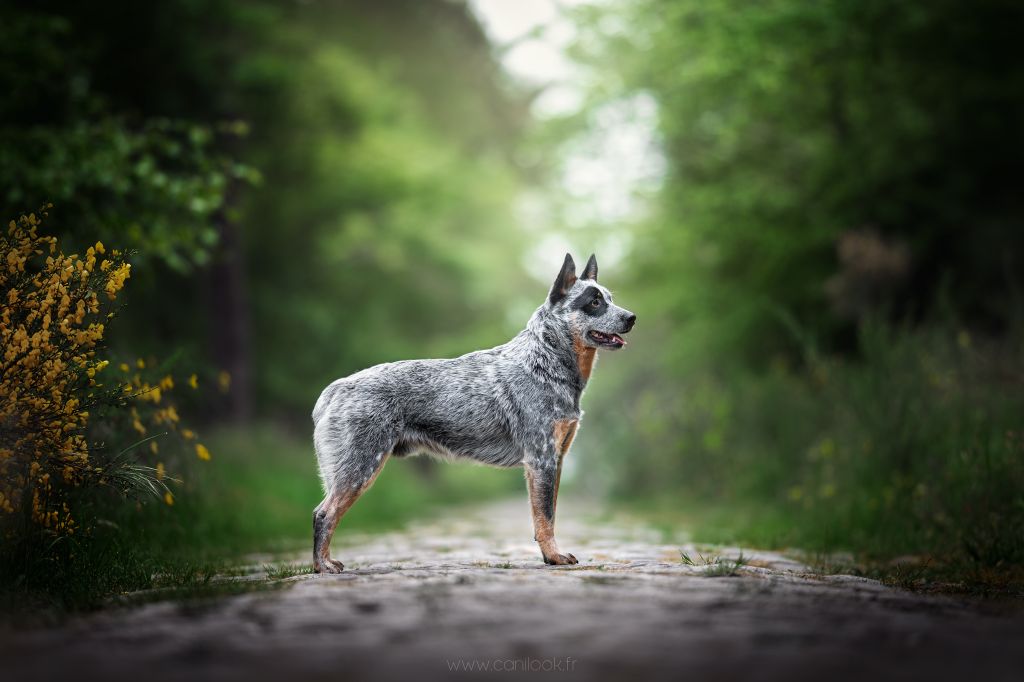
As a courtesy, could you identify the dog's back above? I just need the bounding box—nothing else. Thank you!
[312,349,526,492]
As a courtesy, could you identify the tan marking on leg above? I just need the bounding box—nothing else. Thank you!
[553,452,565,519]
[553,419,579,455]
[316,489,356,563]
[572,334,598,381]
[524,465,559,557]
[550,419,578,519]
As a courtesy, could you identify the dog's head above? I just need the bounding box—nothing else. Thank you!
[546,253,636,351]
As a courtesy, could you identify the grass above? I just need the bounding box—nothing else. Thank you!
[638,498,1024,596]
[800,551,1024,597]
[680,550,749,577]
[118,425,523,560]
[263,562,316,580]
[0,425,523,614]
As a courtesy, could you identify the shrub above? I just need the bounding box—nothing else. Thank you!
[0,208,134,532]
[0,208,210,607]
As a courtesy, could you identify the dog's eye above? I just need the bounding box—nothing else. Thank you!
[590,298,601,308]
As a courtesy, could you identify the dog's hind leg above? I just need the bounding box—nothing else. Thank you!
[313,489,354,574]
[312,421,395,574]
[313,452,389,574]
[313,399,398,573]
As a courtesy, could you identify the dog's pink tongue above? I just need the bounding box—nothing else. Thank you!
[612,334,626,345]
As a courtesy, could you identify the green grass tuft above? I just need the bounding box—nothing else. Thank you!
[263,563,315,580]
[681,550,748,577]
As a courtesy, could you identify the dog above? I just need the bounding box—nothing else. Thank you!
[311,253,635,572]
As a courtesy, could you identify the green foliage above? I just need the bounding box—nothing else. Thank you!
[576,0,1024,363]
[0,10,256,272]
[0,523,158,615]
[1,0,536,416]
[582,324,1024,570]
[236,25,530,410]
[557,0,1024,582]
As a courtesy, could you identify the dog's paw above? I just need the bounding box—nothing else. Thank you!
[543,552,578,566]
[315,558,345,574]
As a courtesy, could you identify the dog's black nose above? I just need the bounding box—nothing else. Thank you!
[624,313,636,332]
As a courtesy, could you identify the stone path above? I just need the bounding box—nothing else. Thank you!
[3,499,1023,681]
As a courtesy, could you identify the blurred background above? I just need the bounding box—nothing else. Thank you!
[2,0,1022,604]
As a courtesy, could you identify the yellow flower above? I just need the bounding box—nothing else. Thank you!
[156,462,165,480]
[164,491,174,506]
[188,373,199,389]
[195,443,211,461]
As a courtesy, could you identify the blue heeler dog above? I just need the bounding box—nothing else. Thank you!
[311,253,636,572]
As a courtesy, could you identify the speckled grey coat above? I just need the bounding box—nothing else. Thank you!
[311,253,635,572]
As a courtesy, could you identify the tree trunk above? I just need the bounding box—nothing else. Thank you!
[208,183,253,423]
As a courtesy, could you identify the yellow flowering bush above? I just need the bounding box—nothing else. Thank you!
[0,208,210,544]
[114,358,215,501]
[0,209,130,533]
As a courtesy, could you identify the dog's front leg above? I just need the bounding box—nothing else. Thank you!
[524,457,578,565]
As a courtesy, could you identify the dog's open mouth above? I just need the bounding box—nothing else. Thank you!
[588,330,627,349]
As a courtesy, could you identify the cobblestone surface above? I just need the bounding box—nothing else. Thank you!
[4,499,1023,681]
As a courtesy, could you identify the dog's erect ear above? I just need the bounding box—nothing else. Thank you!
[582,253,598,281]
[548,253,577,305]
